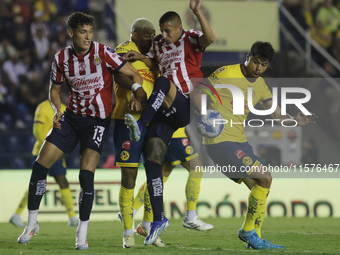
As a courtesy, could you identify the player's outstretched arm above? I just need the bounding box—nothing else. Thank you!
[49,81,63,130]
[190,0,215,48]
[124,50,159,72]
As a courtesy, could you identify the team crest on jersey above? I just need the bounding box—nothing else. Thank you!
[79,62,86,71]
[243,156,253,166]
[120,151,130,161]
[122,41,129,46]
[216,67,225,73]
[94,54,101,65]
[185,146,194,155]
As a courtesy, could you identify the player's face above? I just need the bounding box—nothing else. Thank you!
[244,54,269,78]
[68,24,93,55]
[133,27,155,54]
[160,21,182,45]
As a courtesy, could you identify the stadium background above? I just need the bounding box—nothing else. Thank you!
[0,0,340,223]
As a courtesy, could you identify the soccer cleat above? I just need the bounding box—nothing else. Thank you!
[124,113,141,142]
[238,228,270,250]
[75,232,88,250]
[123,234,136,248]
[17,222,40,244]
[136,223,165,247]
[183,216,214,231]
[68,216,79,227]
[144,217,169,246]
[263,239,285,249]
[9,214,25,227]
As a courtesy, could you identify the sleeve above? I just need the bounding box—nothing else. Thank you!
[188,29,204,52]
[208,66,227,85]
[259,81,273,105]
[33,104,52,144]
[50,53,64,85]
[152,36,160,62]
[104,46,127,72]
[115,42,130,57]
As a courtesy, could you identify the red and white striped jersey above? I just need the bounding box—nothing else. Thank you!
[153,29,204,94]
[50,41,126,119]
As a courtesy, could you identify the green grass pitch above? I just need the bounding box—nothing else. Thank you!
[1,217,340,254]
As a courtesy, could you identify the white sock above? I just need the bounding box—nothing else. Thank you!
[77,220,89,235]
[124,229,134,236]
[133,208,137,217]
[186,210,197,221]
[12,213,21,218]
[27,209,38,226]
[142,220,151,231]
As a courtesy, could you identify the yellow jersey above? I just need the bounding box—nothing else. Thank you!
[111,40,158,120]
[32,100,67,156]
[203,64,272,145]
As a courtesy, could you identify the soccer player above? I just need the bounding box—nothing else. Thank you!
[10,99,78,228]
[124,0,215,245]
[17,12,143,250]
[191,41,317,250]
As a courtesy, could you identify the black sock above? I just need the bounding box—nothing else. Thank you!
[78,170,94,221]
[28,161,48,210]
[145,160,164,221]
[138,77,171,127]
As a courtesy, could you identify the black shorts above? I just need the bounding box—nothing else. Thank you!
[46,109,111,155]
[146,87,190,145]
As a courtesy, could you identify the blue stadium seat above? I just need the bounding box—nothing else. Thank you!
[2,114,13,130]
[23,114,34,128]
[26,135,36,151]
[11,157,26,169]
[6,135,25,152]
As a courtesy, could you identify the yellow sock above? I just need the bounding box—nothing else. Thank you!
[143,176,169,222]
[242,184,269,235]
[16,190,28,215]
[133,182,146,211]
[119,186,134,230]
[186,169,203,211]
[60,188,76,218]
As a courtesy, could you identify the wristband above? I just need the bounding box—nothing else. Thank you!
[131,83,142,92]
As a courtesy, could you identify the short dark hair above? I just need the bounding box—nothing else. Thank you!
[159,11,181,25]
[66,12,94,31]
[250,41,275,62]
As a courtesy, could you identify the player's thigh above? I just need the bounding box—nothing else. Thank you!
[113,119,146,168]
[80,148,100,172]
[36,141,65,169]
[163,80,178,109]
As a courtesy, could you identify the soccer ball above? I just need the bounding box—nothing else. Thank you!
[195,109,224,138]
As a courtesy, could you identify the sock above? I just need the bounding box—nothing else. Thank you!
[145,160,164,221]
[16,190,29,215]
[133,182,146,212]
[138,76,170,127]
[60,188,76,218]
[124,229,134,236]
[78,170,94,221]
[28,161,48,210]
[142,219,151,231]
[27,209,38,226]
[77,220,89,235]
[242,184,269,235]
[186,210,197,221]
[119,185,134,234]
[186,169,203,213]
[133,208,137,217]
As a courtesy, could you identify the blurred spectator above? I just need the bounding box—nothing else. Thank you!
[12,29,35,59]
[301,139,319,164]
[30,10,50,38]
[33,0,57,23]
[0,38,16,65]
[0,0,16,41]
[316,0,340,33]
[311,19,332,65]
[11,0,32,26]
[33,27,49,63]
[331,30,340,61]
[49,15,67,42]
[50,30,68,55]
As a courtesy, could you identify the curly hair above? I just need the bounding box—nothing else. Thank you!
[250,41,275,62]
[66,12,94,31]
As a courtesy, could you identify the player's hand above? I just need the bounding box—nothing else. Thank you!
[295,112,318,126]
[190,0,202,13]
[123,50,144,61]
[53,111,63,130]
[135,87,147,104]
[128,93,142,112]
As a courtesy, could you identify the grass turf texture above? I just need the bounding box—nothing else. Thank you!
[1,217,340,254]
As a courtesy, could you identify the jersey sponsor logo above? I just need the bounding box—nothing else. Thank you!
[159,50,183,67]
[185,145,194,155]
[120,151,130,161]
[181,138,189,147]
[234,149,245,159]
[122,41,129,46]
[122,140,130,150]
[137,69,156,84]
[71,76,102,87]
[216,67,225,73]
[94,54,101,65]
[107,47,116,54]
[79,62,86,71]
[243,156,253,166]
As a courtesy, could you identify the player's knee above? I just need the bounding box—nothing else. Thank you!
[121,167,137,189]
[154,76,171,95]
[145,137,167,164]
[256,171,272,188]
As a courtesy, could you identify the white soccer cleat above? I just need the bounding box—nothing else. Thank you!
[124,113,141,142]
[9,214,25,227]
[75,231,88,250]
[17,222,40,244]
[68,216,79,227]
[136,223,165,247]
[182,216,214,231]
[123,234,136,248]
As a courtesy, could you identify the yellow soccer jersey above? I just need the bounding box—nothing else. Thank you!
[203,64,273,145]
[172,127,186,138]
[32,100,67,156]
[111,41,158,120]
